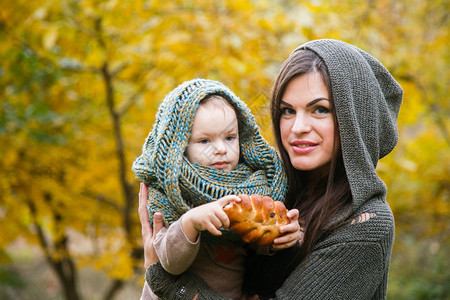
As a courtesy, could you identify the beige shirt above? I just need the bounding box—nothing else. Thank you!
[140,217,276,299]
[151,216,246,299]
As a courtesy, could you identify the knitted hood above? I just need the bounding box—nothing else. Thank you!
[132,79,287,225]
[294,39,403,214]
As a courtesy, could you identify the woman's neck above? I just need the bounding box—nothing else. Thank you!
[302,170,328,187]
[308,162,331,182]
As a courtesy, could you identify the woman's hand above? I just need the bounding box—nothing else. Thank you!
[139,183,165,269]
[271,208,303,250]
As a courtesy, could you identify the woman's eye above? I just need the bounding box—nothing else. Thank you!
[314,106,330,114]
[280,107,295,115]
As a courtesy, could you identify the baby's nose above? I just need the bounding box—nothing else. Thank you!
[213,140,227,155]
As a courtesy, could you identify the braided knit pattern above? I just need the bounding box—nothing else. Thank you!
[132,79,287,245]
[296,39,403,216]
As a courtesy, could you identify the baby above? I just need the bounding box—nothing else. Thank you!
[133,79,299,299]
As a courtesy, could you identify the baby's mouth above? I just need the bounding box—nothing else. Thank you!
[211,161,228,169]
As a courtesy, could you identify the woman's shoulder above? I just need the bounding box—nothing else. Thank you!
[318,198,395,249]
[351,196,395,227]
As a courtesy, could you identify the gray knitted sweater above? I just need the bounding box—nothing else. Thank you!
[147,39,403,299]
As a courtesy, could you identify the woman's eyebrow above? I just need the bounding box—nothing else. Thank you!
[280,100,293,107]
[306,98,329,107]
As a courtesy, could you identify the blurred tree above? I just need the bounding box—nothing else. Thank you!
[0,0,448,299]
[0,0,304,298]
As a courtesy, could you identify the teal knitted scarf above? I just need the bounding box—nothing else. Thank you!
[132,79,287,245]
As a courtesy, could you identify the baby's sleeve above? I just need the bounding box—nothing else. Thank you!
[153,216,201,275]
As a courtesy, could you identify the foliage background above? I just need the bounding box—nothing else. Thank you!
[0,0,448,299]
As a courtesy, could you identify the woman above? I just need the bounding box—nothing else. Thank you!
[141,39,403,299]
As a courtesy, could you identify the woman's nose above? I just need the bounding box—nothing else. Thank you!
[291,115,312,134]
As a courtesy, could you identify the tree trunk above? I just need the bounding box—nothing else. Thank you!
[26,195,81,300]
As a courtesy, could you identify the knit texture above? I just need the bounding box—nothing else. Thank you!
[296,39,402,218]
[147,263,228,300]
[274,39,401,299]
[132,79,287,245]
[147,40,403,299]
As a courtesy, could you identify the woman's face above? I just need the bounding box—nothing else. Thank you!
[279,72,337,178]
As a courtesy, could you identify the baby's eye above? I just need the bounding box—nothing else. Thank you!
[225,136,236,142]
[280,107,295,115]
[199,139,209,144]
[313,106,330,114]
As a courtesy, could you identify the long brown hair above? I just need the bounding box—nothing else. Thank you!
[271,50,352,275]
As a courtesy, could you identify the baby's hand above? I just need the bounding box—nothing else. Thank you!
[271,208,303,250]
[182,195,241,242]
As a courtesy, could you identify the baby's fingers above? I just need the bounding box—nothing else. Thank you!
[217,195,241,207]
[216,209,231,229]
[205,218,223,236]
[217,195,240,229]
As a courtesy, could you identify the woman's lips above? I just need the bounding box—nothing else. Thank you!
[291,141,318,154]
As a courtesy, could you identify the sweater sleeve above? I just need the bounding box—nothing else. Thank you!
[154,216,201,275]
[147,241,384,300]
[148,219,391,299]
[276,241,384,299]
[147,263,229,300]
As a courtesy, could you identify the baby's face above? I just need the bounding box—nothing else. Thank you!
[185,102,240,171]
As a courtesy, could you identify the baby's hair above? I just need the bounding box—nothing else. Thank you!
[199,94,242,132]
[199,94,234,110]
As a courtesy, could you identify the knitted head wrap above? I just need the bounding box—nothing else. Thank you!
[293,39,403,214]
[132,79,287,245]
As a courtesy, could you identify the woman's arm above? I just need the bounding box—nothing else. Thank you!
[139,183,164,299]
[148,240,385,299]
[275,241,385,299]
[147,262,228,300]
